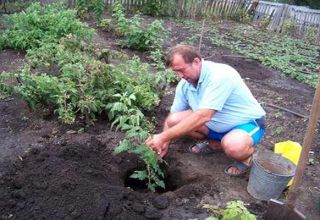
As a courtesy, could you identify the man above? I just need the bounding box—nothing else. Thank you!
[145,45,266,176]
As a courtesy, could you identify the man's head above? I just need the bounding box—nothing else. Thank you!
[166,45,202,84]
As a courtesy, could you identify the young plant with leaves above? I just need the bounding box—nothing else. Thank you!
[206,200,256,220]
[107,92,165,192]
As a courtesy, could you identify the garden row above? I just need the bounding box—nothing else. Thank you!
[177,18,319,87]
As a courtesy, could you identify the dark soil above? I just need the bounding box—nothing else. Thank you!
[0,17,319,220]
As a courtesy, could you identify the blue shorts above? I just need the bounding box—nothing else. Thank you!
[207,117,266,147]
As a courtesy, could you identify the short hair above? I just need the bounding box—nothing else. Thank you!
[165,45,202,67]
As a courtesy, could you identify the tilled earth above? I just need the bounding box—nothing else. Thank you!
[0,18,319,220]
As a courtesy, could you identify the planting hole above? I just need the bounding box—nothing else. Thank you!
[124,167,179,193]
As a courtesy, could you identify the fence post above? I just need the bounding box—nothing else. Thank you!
[276,4,289,33]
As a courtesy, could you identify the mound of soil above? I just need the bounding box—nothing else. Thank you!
[0,19,319,220]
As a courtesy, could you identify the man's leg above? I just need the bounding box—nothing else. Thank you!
[221,129,255,175]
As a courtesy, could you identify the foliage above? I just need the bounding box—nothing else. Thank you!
[121,20,167,51]
[112,1,167,51]
[106,92,165,192]
[75,0,105,21]
[0,2,172,192]
[1,3,94,50]
[231,9,252,23]
[207,23,319,87]
[282,19,296,35]
[0,0,34,13]
[304,26,318,43]
[206,200,256,220]
[260,16,271,29]
[96,18,112,32]
[292,0,320,9]
[112,0,132,36]
[0,72,16,97]
[141,0,175,16]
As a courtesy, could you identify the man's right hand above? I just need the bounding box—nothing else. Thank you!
[145,134,169,157]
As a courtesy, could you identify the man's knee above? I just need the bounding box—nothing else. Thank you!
[221,131,254,157]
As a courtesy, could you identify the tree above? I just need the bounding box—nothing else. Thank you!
[293,0,320,9]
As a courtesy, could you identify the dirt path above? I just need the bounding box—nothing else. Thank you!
[0,19,319,220]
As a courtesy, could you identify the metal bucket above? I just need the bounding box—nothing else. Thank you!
[247,150,296,201]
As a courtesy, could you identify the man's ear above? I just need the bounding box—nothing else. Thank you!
[193,57,201,65]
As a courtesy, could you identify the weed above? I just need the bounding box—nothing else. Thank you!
[260,16,271,29]
[282,19,296,36]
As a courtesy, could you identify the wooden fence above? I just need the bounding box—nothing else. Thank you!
[249,0,320,39]
[1,0,319,40]
[103,0,247,19]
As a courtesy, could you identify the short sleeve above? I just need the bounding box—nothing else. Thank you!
[170,81,189,113]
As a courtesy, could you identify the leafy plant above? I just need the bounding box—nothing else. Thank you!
[206,23,319,87]
[260,16,271,29]
[1,2,94,50]
[232,9,252,23]
[121,20,167,51]
[1,3,169,192]
[112,1,167,51]
[105,92,165,192]
[112,0,131,36]
[282,19,296,36]
[206,200,256,220]
[305,26,318,44]
[75,0,105,21]
[97,18,112,32]
[141,0,175,17]
[0,71,16,97]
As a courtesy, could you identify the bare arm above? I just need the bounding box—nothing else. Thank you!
[162,108,214,141]
[146,108,215,156]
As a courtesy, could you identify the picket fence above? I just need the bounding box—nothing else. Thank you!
[103,0,320,39]
[249,0,320,38]
[103,0,246,19]
[1,0,319,40]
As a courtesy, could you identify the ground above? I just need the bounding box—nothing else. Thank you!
[0,18,319,220]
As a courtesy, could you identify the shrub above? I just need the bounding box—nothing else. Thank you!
[1,3,94,50]
[121,20,166,51]
[282,19,296,36]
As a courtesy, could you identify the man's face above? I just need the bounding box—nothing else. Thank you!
[171,54,201,84]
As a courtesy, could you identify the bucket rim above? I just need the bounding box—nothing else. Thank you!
[252,150,296,177]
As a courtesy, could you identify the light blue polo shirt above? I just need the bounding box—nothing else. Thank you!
[170,60,266,133]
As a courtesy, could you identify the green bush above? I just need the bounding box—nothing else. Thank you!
[1,3,94,50]
[121,20,167,51]
[282,19,296,35]
[112,1,167,51]
[75,0,105,21]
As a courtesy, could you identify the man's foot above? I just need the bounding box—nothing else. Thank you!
[189,141,222,155]
[224,158,252,176]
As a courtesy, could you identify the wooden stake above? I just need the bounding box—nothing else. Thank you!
[285,67,320,211]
